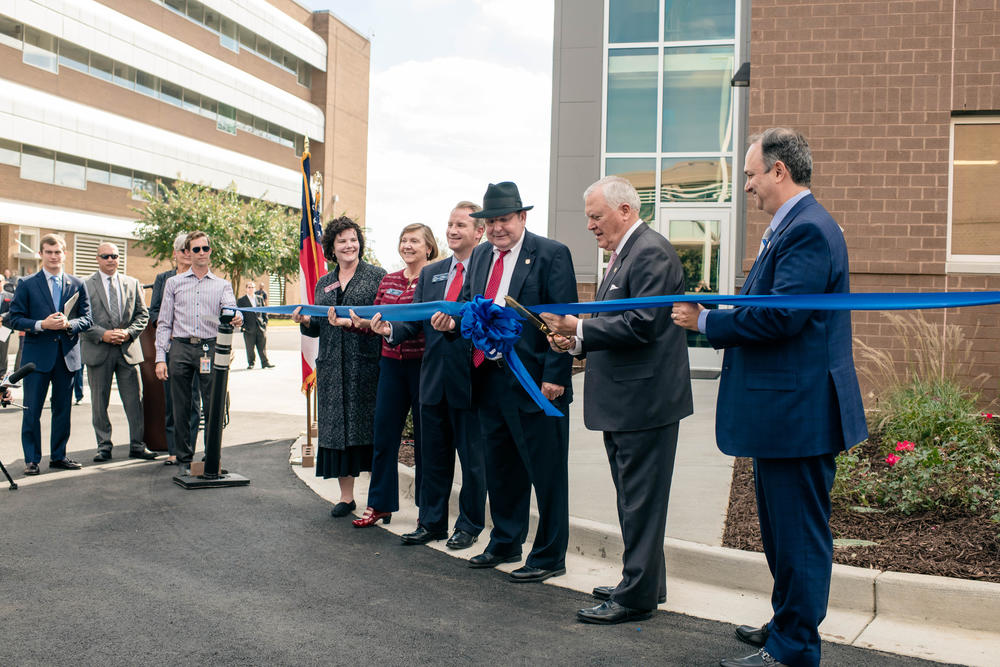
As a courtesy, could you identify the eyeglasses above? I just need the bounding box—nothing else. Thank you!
[98,254,119,260]
[190,246,211,253]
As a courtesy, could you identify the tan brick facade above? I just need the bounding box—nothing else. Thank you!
[749,0,1000,401]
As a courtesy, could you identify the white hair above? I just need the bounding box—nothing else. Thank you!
[173,232,189,252]
[583,175,641,213]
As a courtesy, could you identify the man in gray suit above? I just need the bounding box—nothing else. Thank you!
[81,242,157,462]
[541,175,693,624]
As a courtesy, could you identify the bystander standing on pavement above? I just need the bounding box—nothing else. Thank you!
[237,280,274,369]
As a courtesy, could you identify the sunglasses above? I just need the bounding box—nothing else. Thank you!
[98,254,119,260]
[190,245,211,253]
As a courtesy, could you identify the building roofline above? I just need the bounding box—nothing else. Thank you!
[285,1,371,42]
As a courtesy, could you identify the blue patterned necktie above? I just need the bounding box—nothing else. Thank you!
[51,275,62,311]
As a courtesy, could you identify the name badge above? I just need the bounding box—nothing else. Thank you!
[324,281,341,293]
[199,344,212,375]
[431,273,448,283]
[385,288,403,296]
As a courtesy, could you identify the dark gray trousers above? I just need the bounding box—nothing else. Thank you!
[604,421,679,610]
[167,340,215,464]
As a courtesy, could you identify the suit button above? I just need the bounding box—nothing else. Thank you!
[723,365,730,370]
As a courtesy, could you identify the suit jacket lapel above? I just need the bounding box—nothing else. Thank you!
[507,232,536,300]
[92,275,111,320]
[742,195,814,294]
[597,224,646,301]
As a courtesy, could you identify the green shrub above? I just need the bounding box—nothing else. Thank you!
[834,378,1000,518]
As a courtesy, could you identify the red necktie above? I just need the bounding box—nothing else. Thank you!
[473,250,509,367]
[600,251,618,291]
[445,262,464,302]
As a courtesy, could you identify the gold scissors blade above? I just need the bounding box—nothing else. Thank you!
[504,296,552,335]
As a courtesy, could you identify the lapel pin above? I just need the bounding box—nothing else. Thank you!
[525,258,531,265]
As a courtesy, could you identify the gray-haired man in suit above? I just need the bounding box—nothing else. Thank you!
[81,242,157,462]
[541,175,693,624]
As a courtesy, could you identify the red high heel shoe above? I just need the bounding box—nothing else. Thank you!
[352,507,391,528]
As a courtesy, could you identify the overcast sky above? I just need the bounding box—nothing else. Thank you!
[301,0,555,269]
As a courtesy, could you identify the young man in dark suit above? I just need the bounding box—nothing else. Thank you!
[432,182,578,583]
[541,175,693,624]
[674,128,867,667]
[371,201,488,550]
[237,280,273,369]
[6,234,92,475]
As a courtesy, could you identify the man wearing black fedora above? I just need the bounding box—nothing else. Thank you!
[431,181,577,583]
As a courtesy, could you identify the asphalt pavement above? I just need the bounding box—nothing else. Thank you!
[0,440,946,666]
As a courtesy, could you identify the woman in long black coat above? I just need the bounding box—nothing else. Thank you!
[295,217,386,517]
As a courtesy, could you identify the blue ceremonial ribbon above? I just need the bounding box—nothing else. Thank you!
[237,290,1000,416]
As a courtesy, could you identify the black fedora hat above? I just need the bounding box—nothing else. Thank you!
[469,182,534,219]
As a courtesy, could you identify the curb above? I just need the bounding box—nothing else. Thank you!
[291,438,1000,666]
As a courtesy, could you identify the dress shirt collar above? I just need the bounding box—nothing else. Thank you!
[769,189,811,233]
[41,267,63,283]
[177,268,219,281]
[613,219,646,255]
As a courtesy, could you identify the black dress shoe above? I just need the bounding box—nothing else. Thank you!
[247,364,254,369]
[93,452,112,462]
[49,458,82,470]
[468,551,521,569]
[577,600,653,625]
[735,624,770,648]
[24,462,40,476]
[592,585,666,605]
[720,648,786,666]
[446,529,478,550]
[262,362,276,368]
[330,500,356,517]
[129,448,158,460]
[509,565,566,583]
[400,526,448,545]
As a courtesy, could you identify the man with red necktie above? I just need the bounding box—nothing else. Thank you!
[372,201,489,550]
[431,182,578,583]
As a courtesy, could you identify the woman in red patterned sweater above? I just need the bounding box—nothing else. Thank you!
[351,223,438,527]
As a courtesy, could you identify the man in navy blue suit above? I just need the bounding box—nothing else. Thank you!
[674,129,867,667]
[7,233,93,476]
[371,201,488,550]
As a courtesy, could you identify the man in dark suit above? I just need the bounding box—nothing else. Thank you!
[371,201,488,550]
[0,276,13,377]
[432,182,578,583]
[674,129,867,667]
[541,175,693,624]
[237,280,273,369]
[81,242,156,462]
[149,232,200,465]
[6,233,92,475]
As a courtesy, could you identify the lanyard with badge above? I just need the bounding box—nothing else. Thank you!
[200,342,212,374]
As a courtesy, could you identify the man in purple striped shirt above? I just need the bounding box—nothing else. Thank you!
[154,231,241,472]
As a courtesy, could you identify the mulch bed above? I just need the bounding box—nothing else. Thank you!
[398,440,415,467]
[723,457,1000,583]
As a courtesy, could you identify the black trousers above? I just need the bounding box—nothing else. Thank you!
[243,327,268,366]
[477,364,569,571]
[604,422,678,610]
[417,400,486,535]
[167,340,215,464]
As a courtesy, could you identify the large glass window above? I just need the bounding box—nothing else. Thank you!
[0,139,20,167]
[951,122,1000,256]
[136,70,157,97]
[23,28,57,73]
[114,62,136,90]
[606,48,658,153]
[660,157,732,203]
[87,160,111,185]
[89,52,114,82]
[609,0,659,43]
[664,0,735,42]
[662,46,733,152]
[55,154,86,189]
[0,15,23,49]
[20,146,55,183]
[606,158,656,224]
[58,41,89,74]
[110,166,132,189]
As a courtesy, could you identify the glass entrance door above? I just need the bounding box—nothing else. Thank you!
[657,207,733,373]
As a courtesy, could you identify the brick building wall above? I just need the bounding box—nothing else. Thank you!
[749,0,1000,403]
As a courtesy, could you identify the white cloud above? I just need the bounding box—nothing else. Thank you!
[476,0,554,45]
[366,56,552,268]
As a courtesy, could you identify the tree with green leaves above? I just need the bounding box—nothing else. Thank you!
[133,180,300,293]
